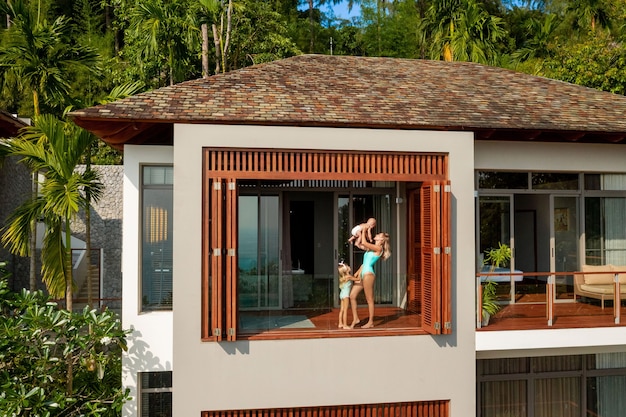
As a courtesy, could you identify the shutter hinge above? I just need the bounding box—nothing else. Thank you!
[213,328,221,337]
[213,248,221,256]
[227,248,236,256]
[444,246,451,255]
[213,182,221,190]
[433,247,441,255]
[228,181,236,190]
[228,328,235,336]
[434,185,440,192]
[434,322,441,330]
[444,322,452,330]
[444,184,451,193]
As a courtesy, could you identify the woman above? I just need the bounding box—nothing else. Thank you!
[349,232,391,329]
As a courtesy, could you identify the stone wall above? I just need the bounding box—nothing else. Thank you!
[0,156,33,291]
[73,165,123,315]
[0,163,123,315]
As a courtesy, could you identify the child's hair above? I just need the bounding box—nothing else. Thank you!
[338,262,352,289]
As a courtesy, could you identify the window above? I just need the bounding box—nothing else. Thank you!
[142,166,173,311]
[140,371,172,417]
[202,149,451,340]
[478,354,626,417]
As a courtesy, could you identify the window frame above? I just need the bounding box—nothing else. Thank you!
[141,165,174,312]
[201,148,451,341]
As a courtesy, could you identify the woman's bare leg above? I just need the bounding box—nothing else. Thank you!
[361,272,376,328]
[349,282,363,328]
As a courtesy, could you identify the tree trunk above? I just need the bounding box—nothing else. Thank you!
[65,220,73,312]
[223,0,233,72]
[29,172,37,291]
[308,0,314,53]
[202,23,209,78]
[86,160,93,307]
[212,23,221,74]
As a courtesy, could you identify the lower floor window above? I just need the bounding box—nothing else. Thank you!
[478,353,626,417]
[140,371,172,417]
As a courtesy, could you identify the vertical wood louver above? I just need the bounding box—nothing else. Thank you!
[202,400,450,417]
[205,149,446,180]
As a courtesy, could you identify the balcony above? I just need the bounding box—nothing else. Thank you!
[477,268,626,331]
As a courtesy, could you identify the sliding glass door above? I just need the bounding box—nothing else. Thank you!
[238,195,280,309]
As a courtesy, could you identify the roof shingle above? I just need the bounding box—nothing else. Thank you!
[69,55,626,148]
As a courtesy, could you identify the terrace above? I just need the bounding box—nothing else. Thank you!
[477,269,626,331]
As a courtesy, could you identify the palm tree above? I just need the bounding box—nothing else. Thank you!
[566,0,610,33]
[426,0,506,64]
[0,0,100,291]
[127,0,197,85]
[0,115,103,312]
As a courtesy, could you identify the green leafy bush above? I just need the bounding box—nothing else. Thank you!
[0,276,130,416]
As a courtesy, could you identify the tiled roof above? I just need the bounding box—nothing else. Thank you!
[69,54,626,148]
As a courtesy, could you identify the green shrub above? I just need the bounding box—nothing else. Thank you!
[0,276,130,416]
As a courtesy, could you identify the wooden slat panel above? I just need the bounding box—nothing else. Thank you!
[205,149,448,181]
[202,400,450,417]
[201,156,211,339]
[421,182,442,335]
[406,188,421,314]
[441,180,452,334]
[226,178,238,341]
[210,178,224,341]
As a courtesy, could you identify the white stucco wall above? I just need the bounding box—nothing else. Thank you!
[122,146,174,417]
[475,140,626,357]
[167,125,477,416]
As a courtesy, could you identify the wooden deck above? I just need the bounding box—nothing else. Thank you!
[480,298,626,331]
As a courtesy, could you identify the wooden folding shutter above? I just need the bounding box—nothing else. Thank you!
[421,181,442,334]
[440,180,452,334]
[209,178,224,341]
[406,188,421,314]
[225,178,238,341]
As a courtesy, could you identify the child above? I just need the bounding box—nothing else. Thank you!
[338,262,354,329]
[348,217,376,250]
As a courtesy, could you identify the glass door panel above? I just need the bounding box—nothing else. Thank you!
[479,196,513,302]
[238,195,280,309]
[553,196,578,300]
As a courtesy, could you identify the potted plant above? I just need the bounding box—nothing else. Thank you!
[481,243,511,326]
[481,280,500,326]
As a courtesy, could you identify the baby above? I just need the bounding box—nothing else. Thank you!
[348,217,376,250]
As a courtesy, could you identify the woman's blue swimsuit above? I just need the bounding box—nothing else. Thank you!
[360,250,382,277]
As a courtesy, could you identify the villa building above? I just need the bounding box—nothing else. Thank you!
[71,55,626,417]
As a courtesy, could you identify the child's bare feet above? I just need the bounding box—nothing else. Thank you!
[361,322,374,329]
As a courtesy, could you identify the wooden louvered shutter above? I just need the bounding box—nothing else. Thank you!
[209,178,224,341]
[421,182,442,334]
[406,188,421,314]
[225,179,238,341]
[440,180,452,334]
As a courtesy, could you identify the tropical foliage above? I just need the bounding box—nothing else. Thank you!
[0,275,130,416]
[0,115,103,310]
[2,0,626,122]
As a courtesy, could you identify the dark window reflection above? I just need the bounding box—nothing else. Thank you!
[478,172,528,189]
[532,173,579,190]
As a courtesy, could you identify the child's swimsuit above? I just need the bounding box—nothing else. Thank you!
[360,250,382,277]
[339,280,352,299]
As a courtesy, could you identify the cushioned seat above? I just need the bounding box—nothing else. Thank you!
[574,264,626,309]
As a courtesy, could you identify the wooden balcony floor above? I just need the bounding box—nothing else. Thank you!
[480,296,626,331]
